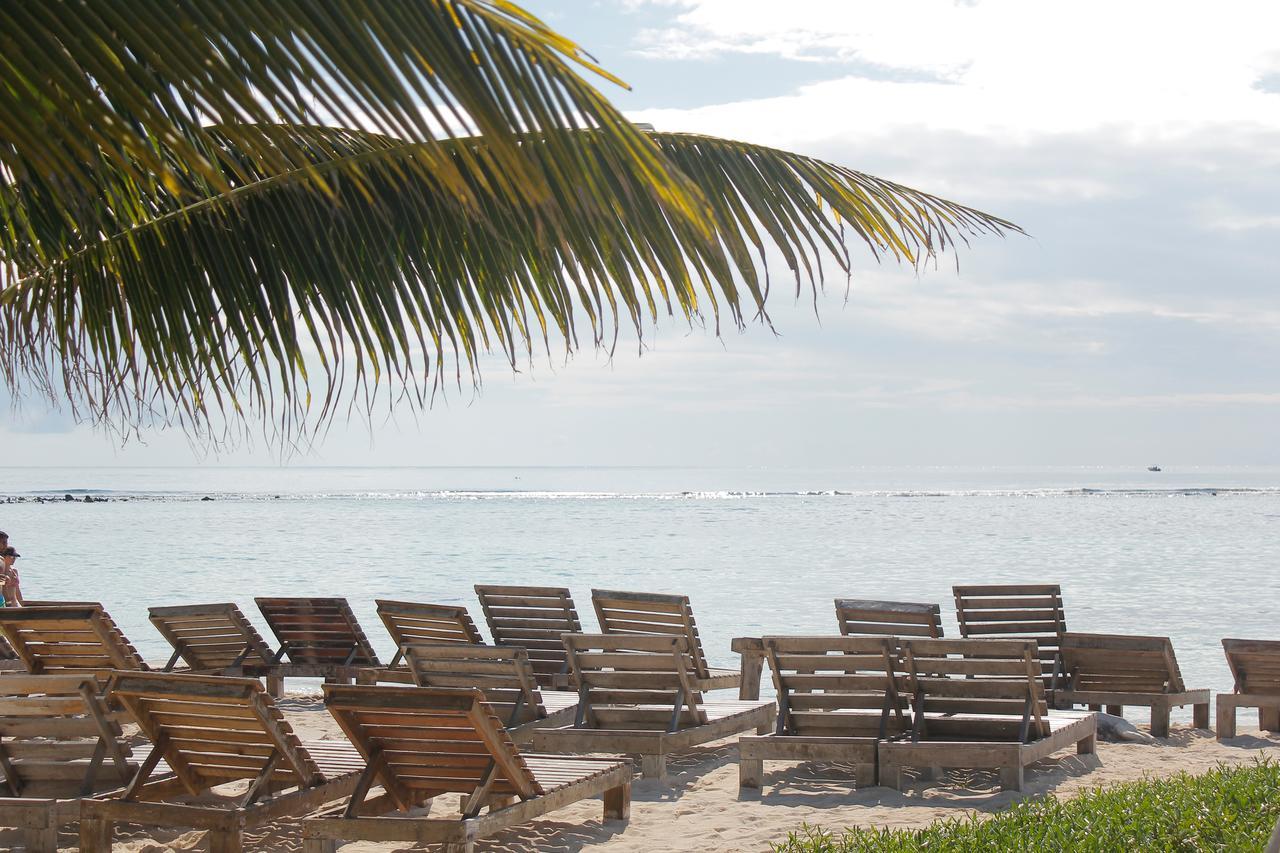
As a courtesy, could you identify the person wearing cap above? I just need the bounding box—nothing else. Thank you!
[0,531,24,607]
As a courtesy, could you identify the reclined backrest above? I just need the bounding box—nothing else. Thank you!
[900,638,1049,742]
[563,633,707,731]
[763,635,908,738]
[255,597,380,667]
[475,585,582,684]
[375,600,483,666]
[1059,632,1185,694]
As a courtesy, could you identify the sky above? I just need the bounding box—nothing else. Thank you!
[4,0,1280,468]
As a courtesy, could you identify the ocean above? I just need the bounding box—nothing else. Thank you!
[2,465,1277,725]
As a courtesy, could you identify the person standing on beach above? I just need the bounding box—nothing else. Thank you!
[0,532,23,607]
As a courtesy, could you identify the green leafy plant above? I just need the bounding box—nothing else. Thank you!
[773,760,1280,852]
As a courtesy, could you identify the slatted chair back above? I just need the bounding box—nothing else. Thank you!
[591,589,717,681]
[763,636,908,738]
[953,584,1066,682]
[107,671,325,799]
[405,643,548,728]
[0,674,135,797]
[835,599,944,639]
[323,684,543,815]
[900,638,1049,743]
[564,633,707,731]
[0,605,146,675]
[1223,639,1280,696]
[475,585,583,684]
[148,603,276,672]
[1059,633,1186,695]
[375,600,484,667]
[255,597,381,667]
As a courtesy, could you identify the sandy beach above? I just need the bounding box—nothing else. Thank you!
[17,692,1277,853]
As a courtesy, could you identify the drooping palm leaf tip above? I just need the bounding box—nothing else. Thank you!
[0,0,1020,445]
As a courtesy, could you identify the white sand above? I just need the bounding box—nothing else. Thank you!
[19,694,1280,853]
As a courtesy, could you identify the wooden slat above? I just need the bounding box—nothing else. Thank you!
[256,597,380,667]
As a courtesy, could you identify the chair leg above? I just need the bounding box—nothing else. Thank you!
[1077,732,1097,755]
[604,782,631,821]
[998,764,1024,792]
[442,843,475,853]
[303,838,339,853]
[80,816,113,853]
[879,760,903,791]
[854,763,875,788]
[1217,701,1237,739]
[208,828,244,853]
[1193,702,1210,730]
[25,823,58,853]
[265,675,284,697]
[640,754,666,779]
[1150,702,1171,738]
[1261,706,1280,732]
[739,757,763,789]
[1105,705,1122,716]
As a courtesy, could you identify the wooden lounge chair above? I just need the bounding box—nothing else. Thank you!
[591,589,740,691]
[403,643,578,743]
[360,600,485,684]
[302,684,630,853]
[836,599,944,639]
[1219,638,1280,738]
[1054,632,1210,737]
[0,605,147,676]
[879,638,1098,792]
[148,602,277,676]
[953,584,1067,687]
[739,636,908,791]
[475,585,583,687]
[249,597,382,691]
[79,672,364,853]
[532,634,775,779]
[0,674,172,853]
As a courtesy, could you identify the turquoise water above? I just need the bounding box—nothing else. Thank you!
[2,466,1277,725]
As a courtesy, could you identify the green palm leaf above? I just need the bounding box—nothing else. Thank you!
[0,124,1018,440]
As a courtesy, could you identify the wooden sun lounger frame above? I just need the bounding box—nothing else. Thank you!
[246,597,382,692]
[878,638,1098,792]
[953,584,1067,688]
[592,588,740,691]
[1053,632,1210,737]
[1218,638,1280,738]
[0,605,147,676]
[356,600,484,685]
[147,602,277,675]
[80,672,363,853]
[302,685,630,853]
[475,585,584,688]
[835,599,944,639]
[739,636,907,791]
[532,633,775,779]
[403,643,578,743]
[0,674,167,853]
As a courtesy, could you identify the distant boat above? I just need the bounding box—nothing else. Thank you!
[1147,465,1162,472]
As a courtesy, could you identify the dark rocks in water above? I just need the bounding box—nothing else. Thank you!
[201,496,215,502]
[64,493,74,502]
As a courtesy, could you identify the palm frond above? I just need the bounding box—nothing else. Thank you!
[0,125,1018,442]
[0,0,703,265]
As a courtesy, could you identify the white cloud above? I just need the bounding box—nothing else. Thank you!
[630,0,1280,143]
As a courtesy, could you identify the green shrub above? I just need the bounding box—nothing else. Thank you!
[773,759,1280,852]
